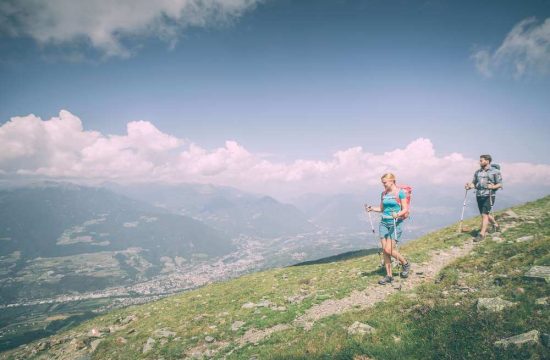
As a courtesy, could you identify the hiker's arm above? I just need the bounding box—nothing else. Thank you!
[487,171,503,190]
[395,198,409,218]
[392,191,408,218]
[366,200,383,212]
[466,173,476,190]
[366,204,382,212]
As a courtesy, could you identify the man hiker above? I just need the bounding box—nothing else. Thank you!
[366,173,411,285]
[465,154,502,241]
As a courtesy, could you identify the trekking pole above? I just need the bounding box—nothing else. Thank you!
[365,204,376,235]
[393,215,398,242]
[488,187,496,232]
[365,204,383,267]
[457,189,469,233]
[392,213,399,270]
[489,188,494,214]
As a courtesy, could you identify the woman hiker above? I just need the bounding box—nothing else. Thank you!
[366,173,411,285]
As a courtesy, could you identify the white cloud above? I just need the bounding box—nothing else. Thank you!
[0,0,261,58]
[1,110,550,197]
[472,17,550,78]
[0,110,181,179]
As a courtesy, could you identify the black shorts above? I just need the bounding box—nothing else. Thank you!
[477,196,495,215]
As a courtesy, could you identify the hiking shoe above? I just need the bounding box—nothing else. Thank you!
[378,276,393,285]
[400,262,411,278]
[473,234,485,242]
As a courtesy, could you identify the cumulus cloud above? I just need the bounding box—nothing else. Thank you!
[0,110,181,179]
[472,17,550,78]
[0,0,261,58]
[1,110,550,197]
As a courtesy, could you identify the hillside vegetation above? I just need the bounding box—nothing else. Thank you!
[0,184,233,304]
[3,196,549,359]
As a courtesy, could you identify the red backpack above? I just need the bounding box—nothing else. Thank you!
[382,185,412,219]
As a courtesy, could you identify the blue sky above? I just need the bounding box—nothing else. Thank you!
[0,0,549,197]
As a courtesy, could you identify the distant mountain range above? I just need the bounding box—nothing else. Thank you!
[0,182,321,304]
[103,182,316,238]
[0,182,233,260]
[0,183,235,302]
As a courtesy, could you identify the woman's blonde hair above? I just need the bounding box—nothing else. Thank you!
[381,173,396,182]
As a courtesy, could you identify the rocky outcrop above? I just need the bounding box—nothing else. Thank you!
[476,297,517,313]
[347,322,376,336]
[494,330,540,348]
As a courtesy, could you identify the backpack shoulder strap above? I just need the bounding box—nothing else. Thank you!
[474,168,481,177]
[393,187,402,207]
[473,169,482,184]
[492,169,500,184]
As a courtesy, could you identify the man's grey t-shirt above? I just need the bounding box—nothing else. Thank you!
[473,166,503,197]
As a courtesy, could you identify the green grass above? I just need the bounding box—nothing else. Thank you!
[0,298,109,353]
[2,196,549,359]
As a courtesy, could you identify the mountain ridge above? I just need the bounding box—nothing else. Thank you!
[0,184,234,304]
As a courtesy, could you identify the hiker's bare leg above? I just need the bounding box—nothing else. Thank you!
[384,252,392,276]
[488,214,498,226]
[384,241,406,264]
[480,214,490,236]
[382,239,406,267]
[381,238,392,276]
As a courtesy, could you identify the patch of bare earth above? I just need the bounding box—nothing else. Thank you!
[238,324,292,346]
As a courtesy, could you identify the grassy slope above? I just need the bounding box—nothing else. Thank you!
[256,198,550,360]
[3,196,550,360]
